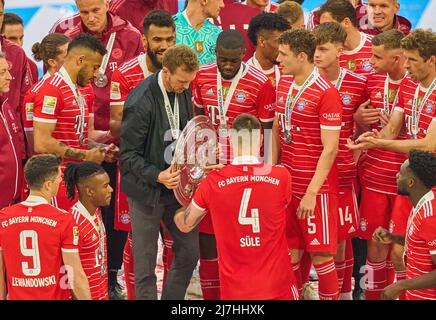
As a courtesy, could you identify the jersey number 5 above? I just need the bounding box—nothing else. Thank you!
[238,188,260,233]
[20,230,41,276]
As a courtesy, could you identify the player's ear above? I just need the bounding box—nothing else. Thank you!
[141,34,148,50]
[77,54,86,67]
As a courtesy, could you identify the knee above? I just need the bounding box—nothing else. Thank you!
[174,241,200,267]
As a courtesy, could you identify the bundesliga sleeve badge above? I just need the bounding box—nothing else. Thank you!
[110,81,121,100]
[42,96,57,115]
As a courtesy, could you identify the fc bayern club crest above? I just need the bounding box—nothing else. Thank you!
[235,91,247,103]
[297,100,306,111]
[120,213,130,225]
[341,94,352,105]
[362,60,372,72]
[360,219,368,232]
[426,103,433,114]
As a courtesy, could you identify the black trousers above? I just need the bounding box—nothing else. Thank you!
[101,161,128,272]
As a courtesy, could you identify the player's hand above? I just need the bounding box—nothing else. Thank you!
[296,192,316,220]
[346,129,381,151]
[85,147,105,164]
[379,110,391,127]
[372,227,393,244]
[103,143,120,163]
[382,283,403,300]
[353,100,380,126]
[157,163,181,190]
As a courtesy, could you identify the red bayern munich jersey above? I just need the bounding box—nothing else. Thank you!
[22,73,51,133]
[110,54,152,108]
[405,191,436,300]
[363,74,410,195]
[33,67,94,159]
[276,71,343,195]
[193,159,295,299]
[193,62,276,125]
[334,68,367,189]
[247,55,282,89]
[0,196,78,300]
[339,33,374,77]
[394,77,436,141]
[70,201,108,300]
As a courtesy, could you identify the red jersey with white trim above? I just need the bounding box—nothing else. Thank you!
[33,67,94,161]
[242,0,278,12]
[192,160,295,300]
[405,191,436,300]
[334,69,367,188]
[363,73,409,195]
[246,55,282,90]
[275,72,342,195]
[0,196,78,300]
[70,201,108,300]
[22,74,51,132]
[394,77,436,141]
[110,54,152,108]
[339,33,374,77]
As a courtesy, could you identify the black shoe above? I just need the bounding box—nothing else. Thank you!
[108,283,126,300]
[352,286,365,300]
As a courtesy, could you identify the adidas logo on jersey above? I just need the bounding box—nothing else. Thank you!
[348,226,356,234]
[206,88,214,96]
[407,99,413,105]
[310,238,320,246]
[92,234,97,241]
[375,92,382,99]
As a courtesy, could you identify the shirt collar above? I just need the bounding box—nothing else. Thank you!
[232,155,261,165]
[413,190,435,214]
[22,195,49,206]
[74,200,96,219]
[58,66,77,91]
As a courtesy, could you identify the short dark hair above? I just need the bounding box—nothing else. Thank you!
[216,29,245,50]
[318,0,358,28]
[67,33,107,56]
[279,29,316,63]
[247,13,290,46]
[3,12,23,26]
[142,9,175,35]
[409,150,436,189]
[313,22,347,46]
[64,162,106,200]
[24,155,62,189]
[232,114,261,132]
[401,29,436,62]
[276,1,304,26]
[32,33,70,68]
[372,29,404,50]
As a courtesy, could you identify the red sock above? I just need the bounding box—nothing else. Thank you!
[300,251,312,284]
[365,259,387,300]
[199,258,220,300]
[123,233,135,300]
[334,260,346,292]
[162,235,174,286]
[395,270,407,300]
[292,262,302,297]
[386,257,395,286]
[341,239,354,298]
[313,260,339,300]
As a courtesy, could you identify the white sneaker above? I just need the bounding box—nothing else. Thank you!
[302,282,320,300]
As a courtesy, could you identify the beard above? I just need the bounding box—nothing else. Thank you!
[77,70,88,87]
[148,49,164,70]
[397,186,410,196]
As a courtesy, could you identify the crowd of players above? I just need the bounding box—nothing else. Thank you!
[0,0,435,301]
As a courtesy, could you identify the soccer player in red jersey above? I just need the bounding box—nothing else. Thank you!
[247,12,290,89]
[33,34,116,211]
[175,114,298,300]
[22,33,71,157]
[193,29,276,299]
[319,0,375,77]
[109,10,176,300]
[0,154,90,300]
[65,161,113,300]
[0,52,23,209]
[242,0,278,12]
[313,22,367,300]
[273,29,343,300]
[373,151,436,300]
[351,30,411,300]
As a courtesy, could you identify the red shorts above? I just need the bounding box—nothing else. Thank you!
[199,211,214,234]
[359,188,411,239]
[338,185,359,240]
[286,193,338,255]
[389,195,412,236]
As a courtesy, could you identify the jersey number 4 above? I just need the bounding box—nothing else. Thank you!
[238,188,260,233]
[20,230,41,276]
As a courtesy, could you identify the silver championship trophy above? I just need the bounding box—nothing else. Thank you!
[173,115,217,206]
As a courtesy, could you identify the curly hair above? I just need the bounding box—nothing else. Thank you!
[247,12,290,46]
[401,29,436,61]
[409,150,436,189]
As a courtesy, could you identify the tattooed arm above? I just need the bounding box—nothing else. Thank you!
[174,204,207,233]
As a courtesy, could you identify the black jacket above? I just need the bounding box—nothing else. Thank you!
[119,73,193,206]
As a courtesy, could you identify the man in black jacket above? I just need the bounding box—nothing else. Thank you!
[120,45,200,300]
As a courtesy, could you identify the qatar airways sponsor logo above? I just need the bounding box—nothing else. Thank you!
[322,112,341,122]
